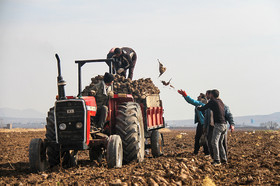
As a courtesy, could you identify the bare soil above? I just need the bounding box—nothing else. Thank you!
[0,129,279,185]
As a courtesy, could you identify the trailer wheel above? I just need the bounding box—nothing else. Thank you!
[151,130,164,157]
[89,147,103,163]
[106,135,123,168]
[116,102,145,163]
[29,138,47,172]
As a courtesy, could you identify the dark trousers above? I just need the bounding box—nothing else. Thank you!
[207,125,214,158]
[194,122,209,155]
[208,125,228,159]
[118,56,137,80]
[95,105,108,129]
[128,55,137,80]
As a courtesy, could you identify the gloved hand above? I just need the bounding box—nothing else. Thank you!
[90,90,96,96]
[230,125,235,132]
[117,68,124,74]
[108,91,114,98]
[178,89,187,97]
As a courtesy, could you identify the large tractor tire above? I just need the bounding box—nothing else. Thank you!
[29,138,47,172]
[116,102,145,164]
[106,135,123,168]
[151,130,164,157]
[46,107,77,168]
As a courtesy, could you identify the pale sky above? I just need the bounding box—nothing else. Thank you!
[0,0,280,120]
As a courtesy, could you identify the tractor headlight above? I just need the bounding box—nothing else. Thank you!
[59,123,67,130]
[76,122,83,129]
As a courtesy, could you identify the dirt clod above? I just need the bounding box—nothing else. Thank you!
[0,130,280,185]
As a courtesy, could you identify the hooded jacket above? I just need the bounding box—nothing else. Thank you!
[183,96,235,126]
[183,95,205,125]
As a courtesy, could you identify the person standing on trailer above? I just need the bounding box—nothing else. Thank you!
[107,47,137,79]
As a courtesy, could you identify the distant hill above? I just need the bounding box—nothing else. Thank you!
[1,107,279,129]
[0,108,45,118]
[0,108,45,128]
[167,112,280,128]
[234,112,280,126]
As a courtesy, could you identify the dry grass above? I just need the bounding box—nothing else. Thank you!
[159,128,172,133]
[0,128,45,133]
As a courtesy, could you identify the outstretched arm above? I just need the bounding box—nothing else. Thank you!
[178,90,205,107]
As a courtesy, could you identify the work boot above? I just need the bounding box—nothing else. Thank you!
[221,160,228,165]
[211,161,221,167]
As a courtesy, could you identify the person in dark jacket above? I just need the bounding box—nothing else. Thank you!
[107,47,137,79]
[204,90,215,157]
[178,89,209,155]
[87,72,114,130]
[197,89,227,166]
[204,90,235,160]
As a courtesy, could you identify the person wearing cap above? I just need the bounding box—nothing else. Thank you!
[178,89,210,156]
[87,72,114,130]
[107,47,137,79]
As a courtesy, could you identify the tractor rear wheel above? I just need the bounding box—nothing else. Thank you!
[151,130,164,157]
[116,102,145,163]
[106,135,123,168]
[29,138,47,172]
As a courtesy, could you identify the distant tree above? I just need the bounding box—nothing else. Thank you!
[260,121,279,130]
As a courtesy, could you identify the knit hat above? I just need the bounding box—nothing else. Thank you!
[104,72,114,83]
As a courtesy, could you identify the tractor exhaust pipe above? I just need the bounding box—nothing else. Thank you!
[55,54,66,100]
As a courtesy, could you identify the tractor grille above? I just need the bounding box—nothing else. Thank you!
[55,100,85,144]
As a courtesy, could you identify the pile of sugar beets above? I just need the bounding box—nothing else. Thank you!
[82,74,160,101]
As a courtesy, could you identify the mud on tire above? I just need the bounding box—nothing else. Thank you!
[115,102,145,164]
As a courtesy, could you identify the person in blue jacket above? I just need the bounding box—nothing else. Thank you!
[178,89,209,155]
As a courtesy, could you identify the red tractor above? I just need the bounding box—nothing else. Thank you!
[29,54,165,172]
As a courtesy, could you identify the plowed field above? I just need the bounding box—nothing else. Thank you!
[0,129,279,185]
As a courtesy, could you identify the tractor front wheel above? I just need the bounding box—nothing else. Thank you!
[106,135,123,168]
[29,138,47,172]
